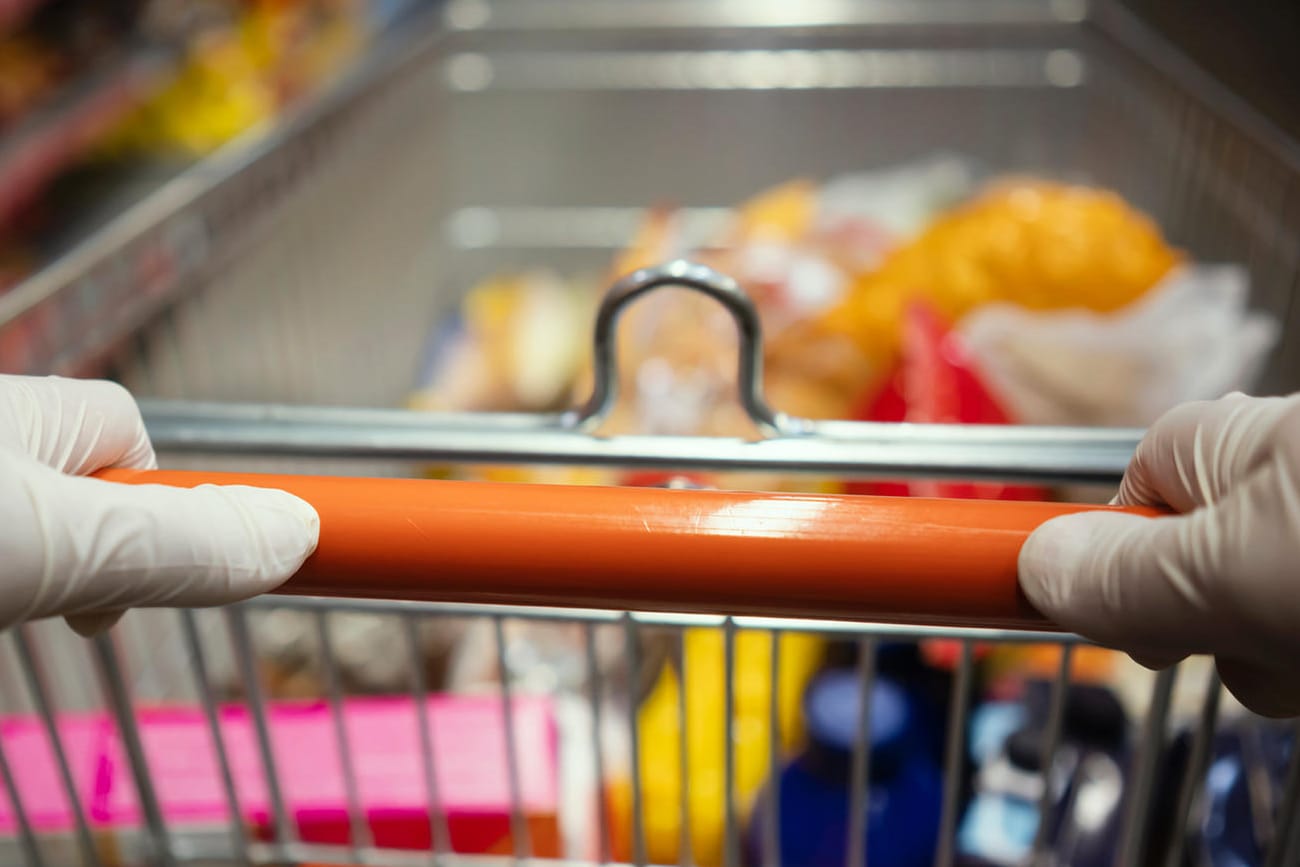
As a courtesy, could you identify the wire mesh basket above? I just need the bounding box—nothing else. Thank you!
[2,1,1299,866]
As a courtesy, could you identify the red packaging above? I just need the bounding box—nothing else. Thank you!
[849,302,1047,502]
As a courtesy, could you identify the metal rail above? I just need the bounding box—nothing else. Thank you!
[142,400,1140,484]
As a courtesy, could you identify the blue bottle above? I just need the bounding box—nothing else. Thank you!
[957,683,1129,867]
[745,670,943,867]
[1151,718,1296,865]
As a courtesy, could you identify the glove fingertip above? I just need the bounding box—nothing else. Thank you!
[1019,509,1166,636]
[1128,648,1187,672]
[212,485,321,587]
[54,478,323,612]
[65,610,124,637]
[1017,511,1101,614]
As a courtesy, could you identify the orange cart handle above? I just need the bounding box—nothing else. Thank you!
[96,469,1159,630]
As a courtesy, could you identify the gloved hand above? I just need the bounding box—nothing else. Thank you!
[1020,392,1300,717]
[0,375,319,636]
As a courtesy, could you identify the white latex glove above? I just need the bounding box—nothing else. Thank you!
[1020,392,1300,718]
[0,375,319,636]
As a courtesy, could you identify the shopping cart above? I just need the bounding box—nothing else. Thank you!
[2,1,1300,866]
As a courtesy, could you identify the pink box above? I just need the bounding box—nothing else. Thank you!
[98,695,560,853]
[0,713,108,834]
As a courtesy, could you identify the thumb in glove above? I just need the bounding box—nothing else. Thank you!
[1019,393,1300,717]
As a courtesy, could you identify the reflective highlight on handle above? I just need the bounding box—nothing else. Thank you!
[95,469,1157,629]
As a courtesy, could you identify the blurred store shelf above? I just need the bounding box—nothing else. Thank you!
[0,44,175,227]
[0,6,440,376]
[0,0,43,35]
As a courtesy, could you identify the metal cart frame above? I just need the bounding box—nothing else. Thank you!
[2,1,1300,865]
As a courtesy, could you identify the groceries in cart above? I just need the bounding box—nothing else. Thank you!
[412,155,1276,451]
[607,629,825,867]
[743,662,944,867]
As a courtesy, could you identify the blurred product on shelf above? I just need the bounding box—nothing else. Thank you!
[745,669,943,867]
[958,683,1129,867]
[0,34,63,133]
[0,0,167,232]
[0,50,172,233]
[102,0,375,156]
[0,0,149,136]
[0,243,31,290]
[0,694,560,856]
[606,629,824,867]
[0,0,416,301]
[0,0,45,36]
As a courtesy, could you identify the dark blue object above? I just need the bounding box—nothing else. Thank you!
[745,671,943,867]
[1197,722,1294,866]
[956,684,1130,867]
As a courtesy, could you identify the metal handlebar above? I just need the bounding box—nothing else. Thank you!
[97,467,1159,630]
[566,260,808,437]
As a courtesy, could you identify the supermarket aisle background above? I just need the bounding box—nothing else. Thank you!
[0,3,1298,866]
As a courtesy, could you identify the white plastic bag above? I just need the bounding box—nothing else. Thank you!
[958,265,1280,427]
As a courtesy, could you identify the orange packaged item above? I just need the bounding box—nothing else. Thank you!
[811,180,1182,391]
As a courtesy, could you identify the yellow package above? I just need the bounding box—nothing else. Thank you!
[817,180,1182,373]
[103,0,368,156]
[725,179,819,246]
[607,628,824,867]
